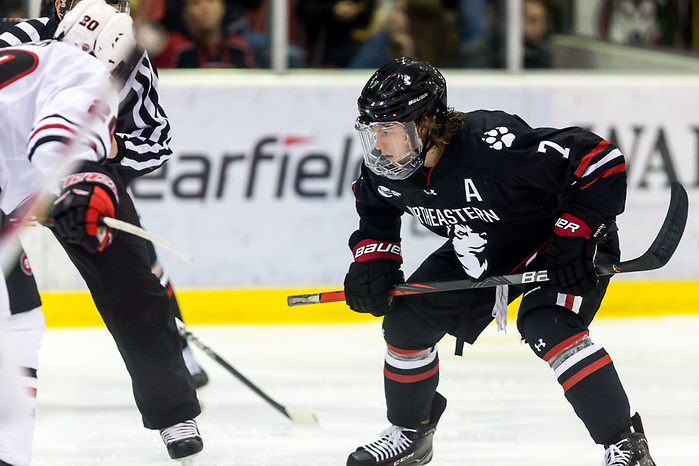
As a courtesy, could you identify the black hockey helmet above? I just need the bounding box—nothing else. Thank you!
[357,57,447,125]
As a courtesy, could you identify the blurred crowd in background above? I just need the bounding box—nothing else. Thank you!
[1,0,699,69]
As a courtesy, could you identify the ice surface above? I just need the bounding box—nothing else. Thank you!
[32,315,699,465]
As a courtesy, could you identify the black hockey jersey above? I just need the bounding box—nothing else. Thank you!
[0,18,171,183]
[353,110,627,279]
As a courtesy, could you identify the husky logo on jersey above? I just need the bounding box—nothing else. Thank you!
[377,185,402,198]
[482,126,515,150]
[449,223,488,279]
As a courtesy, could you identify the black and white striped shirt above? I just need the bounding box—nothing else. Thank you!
[0,17,172,183]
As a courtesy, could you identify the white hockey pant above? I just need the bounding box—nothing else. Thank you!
[0,307,44,466]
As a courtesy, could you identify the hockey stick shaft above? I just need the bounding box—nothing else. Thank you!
[174,318,318,425]
[100,217,193,262]
[36,216,194,262]
[288,181,689,307]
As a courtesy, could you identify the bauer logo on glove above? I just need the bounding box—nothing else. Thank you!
[547,205,608,296]
[353,239,402,262]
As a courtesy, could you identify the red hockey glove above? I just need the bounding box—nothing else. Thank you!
[546,205,608,296]
[48,164,119,253]
[343,231,404,317]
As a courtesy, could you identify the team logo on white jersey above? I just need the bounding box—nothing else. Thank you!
[20,253,33,276]
[377,185,402,198]
[482,126,516,150]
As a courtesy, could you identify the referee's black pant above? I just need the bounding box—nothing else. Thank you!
[53,167,200,430]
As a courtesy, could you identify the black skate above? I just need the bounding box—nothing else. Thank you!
[160,419,203,464]
[347,393,446,466]
[601,413,656,466]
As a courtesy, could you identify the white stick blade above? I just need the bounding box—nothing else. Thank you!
[285,406,320,426]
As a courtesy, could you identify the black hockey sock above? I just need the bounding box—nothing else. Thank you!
[521,308,632,445]
[563,360,632,445]
[383,344,439,428]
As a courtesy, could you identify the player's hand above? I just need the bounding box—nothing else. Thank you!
[343,231,404,317]
[344,260,404,317]
[546,205,607,296]
[48,166,119,253]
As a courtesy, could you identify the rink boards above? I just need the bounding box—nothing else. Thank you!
[39,280,699,327]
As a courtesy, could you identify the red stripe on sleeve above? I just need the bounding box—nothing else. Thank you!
[579,163,626,190]
[573,140,610,178]
[27,123,75,144]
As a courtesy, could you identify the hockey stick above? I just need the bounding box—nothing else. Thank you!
[174,318,319,426]
[100,217,193,262]
[34,216,194,263]
[288,181,689,307]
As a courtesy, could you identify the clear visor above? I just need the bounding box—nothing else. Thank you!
[354,119,424,180]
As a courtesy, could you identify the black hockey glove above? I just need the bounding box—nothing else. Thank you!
[343,231,405,317]
[546,205,608,296]
[48,162,119,253]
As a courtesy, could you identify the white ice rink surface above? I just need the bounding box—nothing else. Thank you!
[32,315,699,465]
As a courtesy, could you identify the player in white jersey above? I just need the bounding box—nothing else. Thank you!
[0,35,119,466]
[0,0,209,390]
[0,2,203,464]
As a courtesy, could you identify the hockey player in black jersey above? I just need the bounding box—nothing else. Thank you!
[0,0,209,389]
[343,58,656,466]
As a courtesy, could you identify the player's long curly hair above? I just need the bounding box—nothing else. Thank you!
[418,108,464,148]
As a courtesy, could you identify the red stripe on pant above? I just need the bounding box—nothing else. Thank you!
[543,330,589,363]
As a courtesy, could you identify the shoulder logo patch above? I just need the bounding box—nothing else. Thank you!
[482,126,515,150]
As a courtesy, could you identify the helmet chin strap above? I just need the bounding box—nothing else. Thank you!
[417,141,434,168]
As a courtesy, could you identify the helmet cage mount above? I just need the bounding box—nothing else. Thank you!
[355,119,424,180]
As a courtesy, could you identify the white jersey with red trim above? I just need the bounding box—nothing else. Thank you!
[0,40,118,214]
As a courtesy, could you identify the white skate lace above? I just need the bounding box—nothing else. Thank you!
[601,441,632,466]
[160,420,200,446]
[360,425,416,462]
